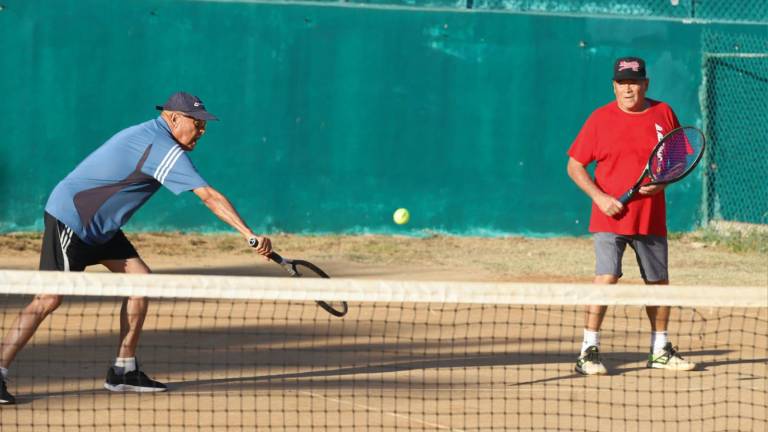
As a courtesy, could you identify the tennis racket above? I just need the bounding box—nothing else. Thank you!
[267,251,349,317]
[617,126,706,205]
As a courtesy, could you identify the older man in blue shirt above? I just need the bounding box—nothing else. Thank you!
[0,92,272,403]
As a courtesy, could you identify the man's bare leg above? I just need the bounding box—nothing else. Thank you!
[100,257,166,392]
[644,279,671,353]
[0,294,65,404]
[583,274,618,332]
[644,280,670,333]
[100,258,151,360]
[576,274,618,375]
[643,280,695,370]
[0,294,64,369]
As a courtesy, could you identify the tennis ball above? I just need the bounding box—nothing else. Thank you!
[393,208,410,225]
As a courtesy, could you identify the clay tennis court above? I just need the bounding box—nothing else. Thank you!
[0,233,766,430]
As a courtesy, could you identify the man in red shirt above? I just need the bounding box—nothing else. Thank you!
[566,57,696,375]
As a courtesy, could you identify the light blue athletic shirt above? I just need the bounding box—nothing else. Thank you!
[45,117,208,245]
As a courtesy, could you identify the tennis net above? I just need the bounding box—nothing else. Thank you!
[0,270,765,431]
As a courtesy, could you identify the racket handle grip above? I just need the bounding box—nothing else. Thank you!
[617,189,635,205]
[267,251,283,263]
[249,238,282,263]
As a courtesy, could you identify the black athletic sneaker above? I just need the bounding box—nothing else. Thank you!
[0,378,15,405]
[104,367,167,393]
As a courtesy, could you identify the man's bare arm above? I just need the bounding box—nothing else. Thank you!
[566,157,623,217]
[193,186,272,255]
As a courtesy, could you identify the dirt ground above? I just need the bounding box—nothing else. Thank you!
[0,232,766,431]
[0,231,765,286]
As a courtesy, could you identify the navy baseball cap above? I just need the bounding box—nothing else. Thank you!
[155,92,219,121]
[613,57,647,81]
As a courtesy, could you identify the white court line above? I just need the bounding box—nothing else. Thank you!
[299,390,465,431]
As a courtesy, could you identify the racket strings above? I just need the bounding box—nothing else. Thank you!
[650,128,705,182]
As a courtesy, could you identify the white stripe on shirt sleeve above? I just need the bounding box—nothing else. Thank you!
[153,145,183,182]
[158,148,185,184]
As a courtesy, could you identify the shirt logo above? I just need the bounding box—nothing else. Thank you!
[654,124,665,174]
[618,60,641,72]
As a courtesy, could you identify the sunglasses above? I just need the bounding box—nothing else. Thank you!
[179,114,206,129]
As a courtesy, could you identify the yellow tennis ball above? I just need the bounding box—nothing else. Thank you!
[393,208,410,225]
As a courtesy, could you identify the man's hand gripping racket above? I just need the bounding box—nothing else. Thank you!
[617,126,706,205]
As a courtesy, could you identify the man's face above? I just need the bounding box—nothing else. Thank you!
[169,112,207,151]
[613,79,649,113]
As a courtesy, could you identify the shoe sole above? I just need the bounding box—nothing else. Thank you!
[104,383,168,393]
[575,366,607,376]
[647,363,696,371]
[0,399,15,405]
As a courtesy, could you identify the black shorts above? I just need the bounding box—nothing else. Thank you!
[39,212,140,271]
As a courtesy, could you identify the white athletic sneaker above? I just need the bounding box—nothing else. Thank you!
[575,346,608,375]
[647,343,697,371]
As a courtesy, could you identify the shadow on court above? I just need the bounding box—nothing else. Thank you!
[12,347,761,404]
[1,293,765,411]
[5,310,761,401]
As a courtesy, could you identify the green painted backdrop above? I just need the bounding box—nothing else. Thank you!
[0,0,762,235]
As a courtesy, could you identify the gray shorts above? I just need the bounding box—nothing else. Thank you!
[594,232,668,282]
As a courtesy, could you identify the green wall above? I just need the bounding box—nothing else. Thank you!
[0,0,762,235]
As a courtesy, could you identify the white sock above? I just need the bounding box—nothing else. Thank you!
[652,331,669,353]
[113,357,137,375]
[581,330,600,354]
[0,367,8,380]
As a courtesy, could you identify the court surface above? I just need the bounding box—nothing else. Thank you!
[1,296,765,431]
[0,233,765,431]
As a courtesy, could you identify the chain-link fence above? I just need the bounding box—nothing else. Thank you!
[693,0,768,24]
[470,1,767,24]
[701,31,768,226]
[348,0,767,24]
[469,0,684,16]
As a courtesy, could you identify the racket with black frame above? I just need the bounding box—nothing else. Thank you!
[267,251,348,317]
[617,125,706,205]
